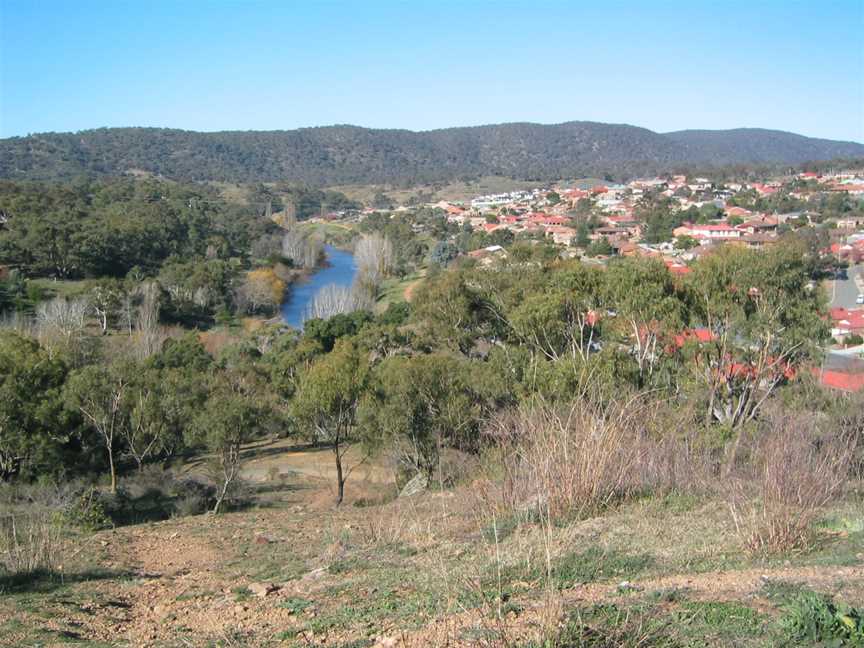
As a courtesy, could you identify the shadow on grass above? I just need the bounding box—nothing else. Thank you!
[239,441,325,463]
[0,567,140,596]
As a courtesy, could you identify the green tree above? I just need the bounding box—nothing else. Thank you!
[64,363,133,493]
[575,222,591,247]
[0,333,70,480]
[291,340,370,505]
[683,243,827,472]
[411,271,492,354]
[675,235,699,250]
[194,379,266,514]
[362,354,487,483]
[586,236,613,257]
[508,264,604,362]
[604,258,684,388]
[122,368,174,471]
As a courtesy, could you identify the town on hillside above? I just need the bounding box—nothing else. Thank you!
[302,168,864,393]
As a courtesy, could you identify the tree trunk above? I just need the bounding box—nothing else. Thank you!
[334,444,345,506]
[213,478,230,515]
[108,445,117,494]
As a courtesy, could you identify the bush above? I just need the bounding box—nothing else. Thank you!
[0,510,65,580]
[486,398,702,523]
[107,467,216,523]
[729,412,851,554]
[62,487,113,531]
[780,590,863,646]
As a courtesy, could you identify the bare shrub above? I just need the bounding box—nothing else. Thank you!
[0,511,64,577]
[0,485,75,580]
[132,281,165,360]
[35,297,90,362]
[729,411,852,554]
[486,397,693,523]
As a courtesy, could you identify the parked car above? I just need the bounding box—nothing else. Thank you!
[857,294,864,305]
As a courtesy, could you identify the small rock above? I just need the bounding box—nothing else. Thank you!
[254,534,274,545]
[302,567,327,581]
[248,582,280,598]
[374,637,398,648]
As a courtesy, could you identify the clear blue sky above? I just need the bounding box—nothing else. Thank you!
[1,0,863,142]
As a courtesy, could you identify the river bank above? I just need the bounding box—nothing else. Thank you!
[280,245,358,329]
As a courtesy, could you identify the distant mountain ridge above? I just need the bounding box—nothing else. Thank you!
[1,122,862,185]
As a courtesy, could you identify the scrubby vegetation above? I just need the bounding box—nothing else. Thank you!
[0,175,862,646]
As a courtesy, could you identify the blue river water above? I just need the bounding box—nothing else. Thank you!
[281,245,358,329]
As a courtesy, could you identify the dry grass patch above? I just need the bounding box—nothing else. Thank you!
[729,412,852,555]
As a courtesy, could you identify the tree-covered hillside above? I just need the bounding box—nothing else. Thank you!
[2,122,862,185]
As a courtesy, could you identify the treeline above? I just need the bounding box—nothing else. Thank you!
[3,124,862,185]
[0,179,275,279]
[0,179,351,326]
[5,239,861,514]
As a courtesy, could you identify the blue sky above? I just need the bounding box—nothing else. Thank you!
[1,0,862,141]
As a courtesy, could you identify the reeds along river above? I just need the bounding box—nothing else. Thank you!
[280,245,358,329]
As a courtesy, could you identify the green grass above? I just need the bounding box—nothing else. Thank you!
[676,601,767,643]
[278,597,313,614]
[376,269,426,310]
[527,600,771,648]
[552,546,656,589]
[26,278,90,300]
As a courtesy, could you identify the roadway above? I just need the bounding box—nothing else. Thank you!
[830,263,864,309]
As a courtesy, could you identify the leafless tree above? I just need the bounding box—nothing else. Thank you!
[118,292,136,336]
[35,297,89,360]
[36,297,88,339]
[304,283,374,322]
[133,282,164,360]
[236,270,282,314]
[355,233,394,286]
[281,228,323,269]
[251,232,283,260]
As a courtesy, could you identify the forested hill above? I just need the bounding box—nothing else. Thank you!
[2,122,863,185]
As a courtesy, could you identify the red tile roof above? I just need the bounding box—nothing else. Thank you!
[830,308,864,330]
[673,327,715,347]
[816,369,864,392]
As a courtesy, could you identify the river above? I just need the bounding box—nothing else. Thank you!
[281,245,358,329]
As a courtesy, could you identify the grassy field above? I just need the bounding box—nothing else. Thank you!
[375,270,426,311]
[1,440,862,647]
[329,176,547,206]
[26,278,91,300]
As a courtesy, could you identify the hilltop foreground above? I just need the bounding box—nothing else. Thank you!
[1,445,862,648]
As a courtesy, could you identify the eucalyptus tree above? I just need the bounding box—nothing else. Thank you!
[291,340,370,505]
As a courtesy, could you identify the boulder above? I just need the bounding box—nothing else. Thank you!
[399,473,428,498]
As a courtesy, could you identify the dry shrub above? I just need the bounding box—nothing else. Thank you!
[729,411,852,554]
[357,499,411,547]
[0,511,64,577]
[486,397,700,523]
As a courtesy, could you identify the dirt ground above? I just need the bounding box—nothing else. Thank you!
[1,446,862,647]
